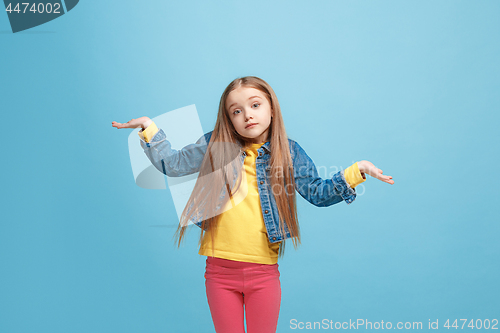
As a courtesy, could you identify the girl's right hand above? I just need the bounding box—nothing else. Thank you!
[357,160,394,185]
[112,117,152,130]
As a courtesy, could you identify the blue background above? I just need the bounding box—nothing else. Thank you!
[1,1,499,332]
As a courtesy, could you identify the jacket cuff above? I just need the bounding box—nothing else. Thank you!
[332,170,357,204]
[343,162,366,188]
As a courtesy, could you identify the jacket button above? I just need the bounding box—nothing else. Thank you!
[272,237,276,241]
[265,210,269,214]
[260,181,264,185]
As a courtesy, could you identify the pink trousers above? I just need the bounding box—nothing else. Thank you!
[204,257,281,333]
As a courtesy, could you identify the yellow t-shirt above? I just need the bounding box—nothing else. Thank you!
[139,122,366,264]
[198,142,281,264]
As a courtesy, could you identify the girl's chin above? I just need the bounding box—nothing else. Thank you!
[237,128,269,143]
[239,131,261,139]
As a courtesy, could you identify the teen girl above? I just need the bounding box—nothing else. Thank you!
[112,76,394,333]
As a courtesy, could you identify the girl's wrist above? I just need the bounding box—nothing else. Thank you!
[357,161,367,179]
[141,118,152,130]
[357,160,365,173]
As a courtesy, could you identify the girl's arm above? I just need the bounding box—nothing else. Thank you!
[291,140,357,207]
[112,117,211,177]
[290,141,394,207]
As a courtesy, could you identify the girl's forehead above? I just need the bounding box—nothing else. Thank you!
[226,87,264,106]
[229,87,264,99]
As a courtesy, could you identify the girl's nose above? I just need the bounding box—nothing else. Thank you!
[244,110,253,121]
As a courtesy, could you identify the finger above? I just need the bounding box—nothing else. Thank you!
[375,174,392,182]
[377,175,394,184]
[383,177,394,184]
[369,169,383,178]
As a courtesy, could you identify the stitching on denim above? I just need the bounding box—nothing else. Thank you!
[332,170,356,204]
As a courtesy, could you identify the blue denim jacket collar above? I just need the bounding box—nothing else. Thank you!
[260,141,271,153]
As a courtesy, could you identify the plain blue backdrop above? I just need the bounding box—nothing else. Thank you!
[1,1,499,332]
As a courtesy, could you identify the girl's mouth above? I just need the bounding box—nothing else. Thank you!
[246,123,257,129]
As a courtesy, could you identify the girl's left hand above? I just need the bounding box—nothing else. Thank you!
[357,160,394,185]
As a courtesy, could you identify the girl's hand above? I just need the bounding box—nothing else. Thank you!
[112,117,152,130]
[357,160,394,185]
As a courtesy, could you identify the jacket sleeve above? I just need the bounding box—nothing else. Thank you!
[139,126,212,177]
[291,140,357,207]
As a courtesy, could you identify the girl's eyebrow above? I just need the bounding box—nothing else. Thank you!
[228,96,262,109]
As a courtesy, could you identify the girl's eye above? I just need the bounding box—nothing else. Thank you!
[233,109,241,115]
[252,103,260,108]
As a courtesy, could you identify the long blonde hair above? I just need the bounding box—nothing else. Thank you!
[173,76,300,257]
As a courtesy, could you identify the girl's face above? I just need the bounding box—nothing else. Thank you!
[226,86,272,144]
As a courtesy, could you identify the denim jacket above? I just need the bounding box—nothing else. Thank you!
[140,129,357,244]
